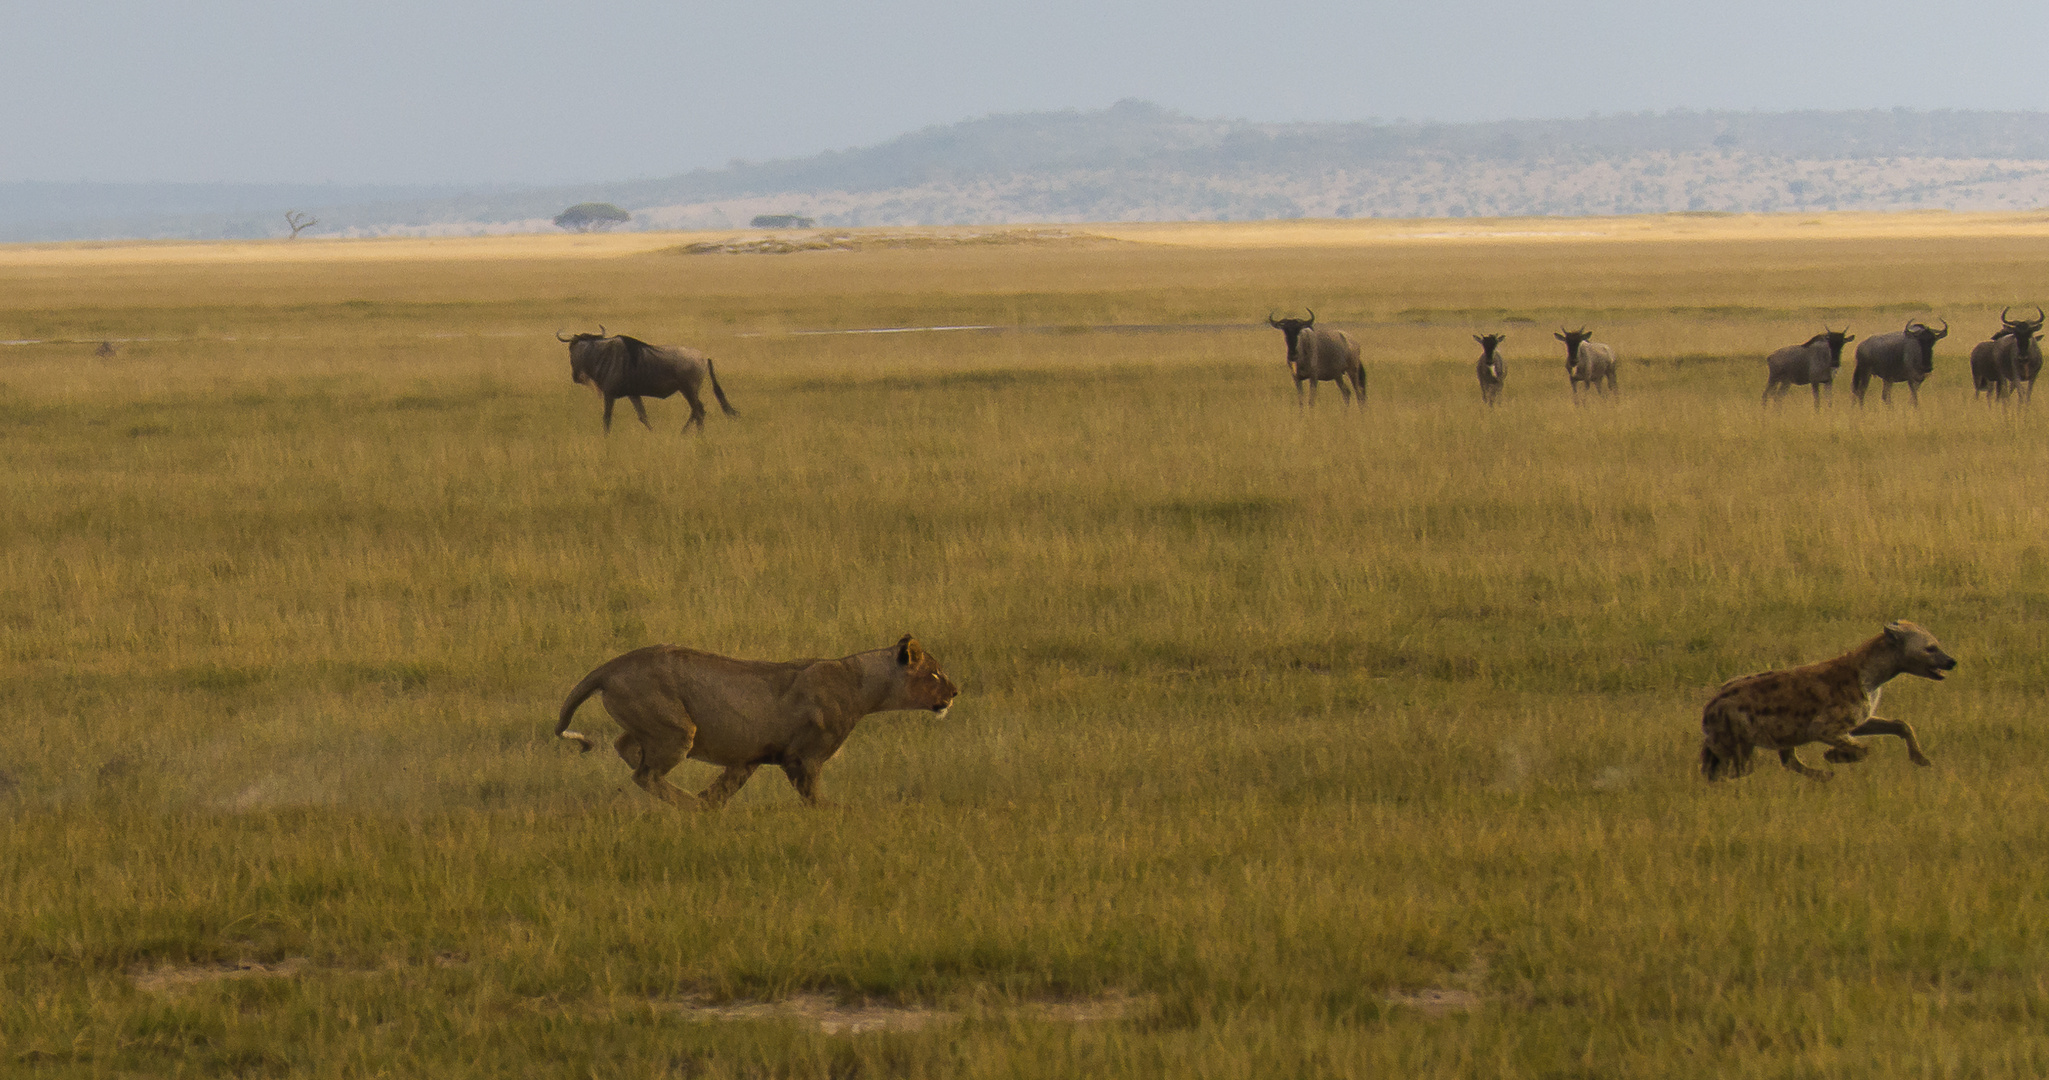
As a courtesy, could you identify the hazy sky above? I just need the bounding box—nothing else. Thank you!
[7,0,2045,186]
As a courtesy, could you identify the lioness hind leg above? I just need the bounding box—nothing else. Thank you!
[623,730,701,808]
[614,731,643,769]
[1850,717,1933,767]
[698,764,758,809]
[1778,748,1832,781]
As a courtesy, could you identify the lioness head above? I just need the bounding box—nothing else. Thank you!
[1884,620,1957,681]
[896,634,959,717]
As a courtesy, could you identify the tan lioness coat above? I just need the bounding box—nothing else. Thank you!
[556,635,958,807]
[1700,621,1955,782]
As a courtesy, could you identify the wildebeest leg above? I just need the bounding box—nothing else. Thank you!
[698,764,759,808]
[629,396,654,430]
[602,396,616,434]
[680,388,708,433]
[1811,384,1824,410]
[1881,382,1894,406]
[1907,382,1921,408]
[1294,375,1306,408]
[1335,375,1353,405]
[780,760,825,806]
[1849,717,1933,766]
[1777,748,1832,781]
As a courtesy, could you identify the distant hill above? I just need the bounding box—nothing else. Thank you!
[13,101,2049,242]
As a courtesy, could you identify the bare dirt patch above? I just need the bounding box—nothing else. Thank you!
[670,228,1111,255]
[659,991,1157,1034]
[1385,955,1487,1017]
[130,958,309,993]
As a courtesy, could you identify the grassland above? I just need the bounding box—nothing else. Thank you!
[5,215,2049,1078]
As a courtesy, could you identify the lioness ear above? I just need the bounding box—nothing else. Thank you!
[897,635,922,666]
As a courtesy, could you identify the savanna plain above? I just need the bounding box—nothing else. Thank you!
[8,214,2049,1078]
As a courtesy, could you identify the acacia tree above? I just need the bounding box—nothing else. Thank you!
[553,202,631,232]
[284,210,317,238]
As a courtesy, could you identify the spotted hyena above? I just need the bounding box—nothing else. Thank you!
[1699,621,1956,782]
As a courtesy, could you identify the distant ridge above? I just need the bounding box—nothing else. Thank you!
[13,101,2049,242]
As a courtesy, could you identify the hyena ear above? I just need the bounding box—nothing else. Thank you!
[897,635,924,667]
[1883,621,1908,645]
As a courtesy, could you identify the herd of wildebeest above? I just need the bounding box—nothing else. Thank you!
[550,306,2048,438]
[1264,306,2049,409]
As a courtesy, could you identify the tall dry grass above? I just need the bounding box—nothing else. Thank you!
[4,221,2049,1077]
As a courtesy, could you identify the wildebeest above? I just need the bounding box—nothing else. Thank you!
[1969,306,2044,403]
[1762,326,1854,408]
[1555,327,1617,401]
[1267,311,1366,406]
[1851,317,1947,406]
[558,327,738,434]
[1474,333,1507,405]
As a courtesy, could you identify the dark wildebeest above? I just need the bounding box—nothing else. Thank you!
[1970,306,2044,403]
[1851,318,1947,406]
[1267,311,1366,406]
[1474,333,1507,405]
[1762,326,1854,409]
[558,328,738,434]
[1555,327,1617,401]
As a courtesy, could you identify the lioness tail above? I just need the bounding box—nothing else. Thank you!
[555,664,610,752]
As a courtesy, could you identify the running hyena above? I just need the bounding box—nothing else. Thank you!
[1699,621,1956,782]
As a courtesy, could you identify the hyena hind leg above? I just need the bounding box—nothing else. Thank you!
[1778,748,1833,781]
[1849,717,1933,767]
[1822,735,1871,765]
[1700,737,1757,781]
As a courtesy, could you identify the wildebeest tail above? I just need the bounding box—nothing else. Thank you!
[1851,362,1872,397]
[707,357,739,416]
[555,664,611,752]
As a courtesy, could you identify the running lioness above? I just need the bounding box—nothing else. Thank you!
[1699,620,1955,782]
[556,635,958,807]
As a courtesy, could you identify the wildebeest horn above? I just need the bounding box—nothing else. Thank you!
[598,324,607,337]
[556,329,573,342]
[2002,306,2016,325]
[1303,309,1315,326]
[1268,312,1282,327]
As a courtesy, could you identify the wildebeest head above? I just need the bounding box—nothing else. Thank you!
[1994,306,2044,354]
[1475,333,1507,366]
[1820,325,1855,368]
[558,326,611,384]
[1555,327,1594,371]
[1268,310,1316,365]
[1903,317,1948,374]
[1883,620,1957,682]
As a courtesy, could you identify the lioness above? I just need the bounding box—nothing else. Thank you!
[1699,620,1956,782]
[556,635,958,807]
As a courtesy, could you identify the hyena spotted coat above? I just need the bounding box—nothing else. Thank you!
[1699,621,1956,782]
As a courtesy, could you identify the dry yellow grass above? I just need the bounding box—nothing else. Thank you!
[5,215,2049,1078]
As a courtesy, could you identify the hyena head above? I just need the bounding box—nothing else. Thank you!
[1884,620,1957,681]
